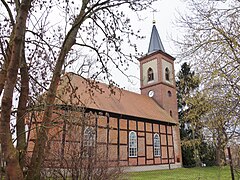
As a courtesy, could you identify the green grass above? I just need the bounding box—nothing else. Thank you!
[125,166,233,180]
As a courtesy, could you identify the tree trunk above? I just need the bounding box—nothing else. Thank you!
[0,69,7,96]
[0,1,31,179]
[216,129,226,166]
[216,130,221,166]
[16,46,29,169]
[0,31,14,96]
[26,5,88,179]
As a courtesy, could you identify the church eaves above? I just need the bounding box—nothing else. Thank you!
[148,23,165,53]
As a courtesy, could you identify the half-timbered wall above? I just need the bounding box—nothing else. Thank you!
[27,109,177,168]
[72,110,176,167]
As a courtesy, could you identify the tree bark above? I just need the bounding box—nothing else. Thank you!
[0,31,14,96]
[0,69,7,96]
[216,129,226,166]
[216,129,221,166]
[16,45,29,169]
[0,0,31,179]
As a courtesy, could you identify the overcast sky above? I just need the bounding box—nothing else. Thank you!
[111,0,187,93]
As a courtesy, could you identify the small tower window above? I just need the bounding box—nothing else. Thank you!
[170,110,173,117]
[147,67,154,82]
[168,91,172,97]
[165,68,170,81]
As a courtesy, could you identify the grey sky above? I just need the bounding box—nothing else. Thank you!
[111,0,187,93]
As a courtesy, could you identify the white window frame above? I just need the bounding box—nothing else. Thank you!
[129,131,137,157]
[154,133,161,157]
[83,127,95,147]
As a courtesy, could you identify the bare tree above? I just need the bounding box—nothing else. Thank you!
[175,0,240,166]
[0,0,156,179]
[177,0,239,90]
[38,108,122,180]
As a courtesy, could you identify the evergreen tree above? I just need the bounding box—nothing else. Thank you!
[177,63,217,167]
[176,62,199,139]
[176,62,199,167]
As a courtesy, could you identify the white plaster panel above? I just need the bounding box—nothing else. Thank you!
[142,59,158,86]
[162,59,173,85]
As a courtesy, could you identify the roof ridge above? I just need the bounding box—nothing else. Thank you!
[63,72,143,96]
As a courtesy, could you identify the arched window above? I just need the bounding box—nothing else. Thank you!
[165,68,170,81]
[170,110,173,117]
[83,127,95,147]
[147,67,154,82]
[154,134,161,156]
[168,90,172,97]
[129,131,137,157]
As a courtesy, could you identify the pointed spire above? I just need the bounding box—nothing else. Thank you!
[148,21,165,53]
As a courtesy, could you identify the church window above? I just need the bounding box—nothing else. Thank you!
[154,134,161,156]
[165,68,170,81]
[83,127,96,147]
[168,90,172,97]
[83,127,96,157]
[170,110,173,117]
[129,131,137,157]
[147,67,154,82]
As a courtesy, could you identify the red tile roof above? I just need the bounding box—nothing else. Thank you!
[56,73,177,124]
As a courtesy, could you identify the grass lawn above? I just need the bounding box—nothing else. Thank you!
[125,166,232,180]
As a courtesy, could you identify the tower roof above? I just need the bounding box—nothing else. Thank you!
[148,23,165,53]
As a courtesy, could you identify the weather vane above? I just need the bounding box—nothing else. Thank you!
[151,9,157,24]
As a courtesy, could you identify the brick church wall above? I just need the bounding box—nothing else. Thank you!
[26,109,178,169]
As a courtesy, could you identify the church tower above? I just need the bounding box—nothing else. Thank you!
[139,21,178,121]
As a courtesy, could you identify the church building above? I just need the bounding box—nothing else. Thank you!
[27,22,182,172]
